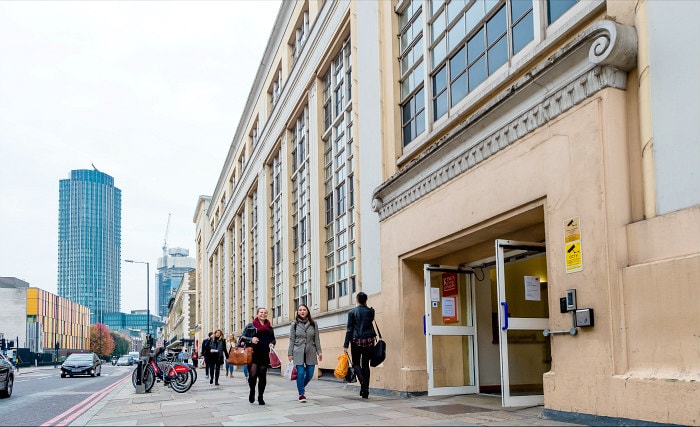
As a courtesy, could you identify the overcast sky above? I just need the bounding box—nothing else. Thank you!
[0,0,281,313]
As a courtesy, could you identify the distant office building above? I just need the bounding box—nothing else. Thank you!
[26,287,90,353]
[58,168,121,324]
[156,247,195,317]
[103,310,163,342]
[0,278,89,355]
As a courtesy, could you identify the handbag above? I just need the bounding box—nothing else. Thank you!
[370,319,386,367]
[344,354,357,383]
[268,348,282,369]
[228,340,253,366]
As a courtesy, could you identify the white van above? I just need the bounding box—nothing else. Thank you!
[128,351,141,361]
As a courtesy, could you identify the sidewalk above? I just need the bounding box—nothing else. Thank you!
[59,367,583,426]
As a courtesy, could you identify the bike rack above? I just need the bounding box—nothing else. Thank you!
[134,357,146,394]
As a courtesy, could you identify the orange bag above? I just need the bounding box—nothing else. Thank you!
[334,353,349,379]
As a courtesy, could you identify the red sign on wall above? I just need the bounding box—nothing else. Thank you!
[442,272,458,296]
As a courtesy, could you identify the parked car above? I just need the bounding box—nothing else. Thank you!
[0,353,14,398]
[60,352,102,378]
[116,356,133,366]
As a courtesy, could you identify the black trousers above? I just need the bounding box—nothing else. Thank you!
[350,343,373,394]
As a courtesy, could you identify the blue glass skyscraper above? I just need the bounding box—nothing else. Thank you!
[58,168,121,324]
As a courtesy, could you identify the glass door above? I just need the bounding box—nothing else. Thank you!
[495,239,550,407]
[424,264,479,396]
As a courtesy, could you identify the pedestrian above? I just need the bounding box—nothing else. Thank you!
[240,307,276,405]
[343,292,377,399]
[201,332,213,379]
[208,329,227,386]
[288,303,323,402]
[35,352,41,367]
[225,333,237,378]
[191,350,199,368]
[181,349,189,364]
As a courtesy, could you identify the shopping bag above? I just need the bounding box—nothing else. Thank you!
[334,353,349,379]
[291,365,298,380]
[283,363,294,379]
[269,348,282,369]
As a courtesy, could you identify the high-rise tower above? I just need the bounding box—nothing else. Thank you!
[156,247,195,317]
[58,168,121,324]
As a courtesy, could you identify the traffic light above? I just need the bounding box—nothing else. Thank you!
[0,338,5,350]
[7,340,14,349]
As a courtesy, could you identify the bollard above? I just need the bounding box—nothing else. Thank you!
[134,359,146,394]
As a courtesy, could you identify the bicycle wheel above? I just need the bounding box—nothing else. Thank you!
[132,365,156,392]
[170,370,193,393]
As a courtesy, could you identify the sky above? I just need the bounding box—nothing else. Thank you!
[0,0,281,313]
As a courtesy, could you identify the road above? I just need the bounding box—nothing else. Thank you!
[2,364,132,426]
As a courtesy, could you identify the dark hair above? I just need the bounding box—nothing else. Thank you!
[357,292,368,305]
[295,303,315,326]
[208,332,213,337]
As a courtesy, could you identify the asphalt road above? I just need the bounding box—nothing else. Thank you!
[2,364,132,426]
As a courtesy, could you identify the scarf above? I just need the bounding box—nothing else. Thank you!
[253,317,271,333]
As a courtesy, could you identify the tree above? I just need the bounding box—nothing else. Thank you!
[89,323,114,358]
[110,331,130,357]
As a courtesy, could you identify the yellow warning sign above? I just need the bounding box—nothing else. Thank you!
[565,241,583,273]
[565,216,580,243]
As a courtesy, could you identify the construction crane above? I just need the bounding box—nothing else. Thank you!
[162,213,171,259]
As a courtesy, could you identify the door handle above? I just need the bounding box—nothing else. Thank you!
[500,302,509,330]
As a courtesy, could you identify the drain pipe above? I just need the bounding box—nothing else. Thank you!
[635,0,656,219]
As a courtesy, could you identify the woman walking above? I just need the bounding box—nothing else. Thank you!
[240,307,276,405]
[209,329,227,386]
[288,304,323,402]
[343,292,376,399]
[225,333,237,378]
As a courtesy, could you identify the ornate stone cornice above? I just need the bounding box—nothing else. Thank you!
[372,20,637,221]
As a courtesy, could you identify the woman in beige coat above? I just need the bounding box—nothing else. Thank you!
[287,304,322,402]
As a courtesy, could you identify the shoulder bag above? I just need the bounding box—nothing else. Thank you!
[228,337,253,366]
[370,319,386,367]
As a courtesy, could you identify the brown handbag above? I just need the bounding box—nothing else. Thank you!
[228,345,253,366]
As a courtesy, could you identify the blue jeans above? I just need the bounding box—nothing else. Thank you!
[295,364,315,396]
[225,361,234,375]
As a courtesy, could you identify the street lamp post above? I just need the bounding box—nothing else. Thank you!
[125,259,150,352]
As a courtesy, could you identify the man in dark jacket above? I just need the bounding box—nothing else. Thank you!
[201,332,213,379]
[343,292,377,399]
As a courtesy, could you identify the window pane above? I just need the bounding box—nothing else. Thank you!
[448,15,465,51]
[451,73,467,106]
[511,0,532,21]
[403,123,413,146]
[432,10,446,42]
[548,0,577,24]
[433,66,447,93]
[449,46,466,79]
[416,110,426,135]
[468,56,486,91]
[465,0,485,32]
[447,0,466,22]
[402,102,413,123]
[467,28,485,64]
[431,0,445,16]
[487,36,508,74]
[512,11,534,54]
[486,6,506,46]
[432,36,447,69]
[434,92,448,119]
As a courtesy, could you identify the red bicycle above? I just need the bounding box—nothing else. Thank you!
[131,347,194,393]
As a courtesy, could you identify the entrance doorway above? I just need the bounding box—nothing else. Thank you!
[423,239,550,407]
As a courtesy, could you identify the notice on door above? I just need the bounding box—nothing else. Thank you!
[442,297,457,323]
[524,276,541,301]
[564,216,583,273]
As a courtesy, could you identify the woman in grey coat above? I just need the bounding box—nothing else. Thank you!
[287,304,322,402]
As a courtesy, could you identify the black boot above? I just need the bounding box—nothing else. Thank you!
[258,394,265,405]
[249,385,255,403]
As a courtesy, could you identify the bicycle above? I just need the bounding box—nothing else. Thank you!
[131,347,194,393]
